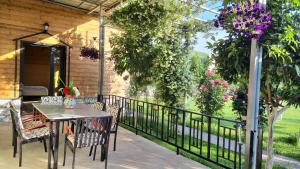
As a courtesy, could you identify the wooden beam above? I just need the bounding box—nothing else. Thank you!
[87,0,109,14]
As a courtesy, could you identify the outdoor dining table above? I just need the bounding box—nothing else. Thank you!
[32,102,111,169]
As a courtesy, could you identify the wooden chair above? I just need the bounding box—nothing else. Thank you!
[63,116,113,169]
[89,104,121,161]
[9,101,51,167]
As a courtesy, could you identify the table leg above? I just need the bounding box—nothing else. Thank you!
[53,121,60,169]
[48,122,53,169]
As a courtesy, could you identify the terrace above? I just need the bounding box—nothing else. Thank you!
[0,122,210,169]
[0,0,299,169]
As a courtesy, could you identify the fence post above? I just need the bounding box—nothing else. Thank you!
[180,111,186,155]
[97,94,103,102]
[256,125,263,169]
[207,116,212,158]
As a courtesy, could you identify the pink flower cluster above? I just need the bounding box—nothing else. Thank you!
[208,78,229,88]
[201,69,232,101]
[205,70,215,76]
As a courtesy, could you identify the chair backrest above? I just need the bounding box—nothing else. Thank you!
[91,102,105,111]
[75,96,97,104]
[9,101,24,137]
[41,96,63,105]
[72,116,112,148]
[106,104,121,129]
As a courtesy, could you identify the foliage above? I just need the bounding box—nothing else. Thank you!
[190,51,209,78]
[109,0,211,107]
[58,80,80,97]
[232,89,267,124]
[215,1,272,39]
[208,0,300,109]
[196,68,231,116]
[210,0,300,167]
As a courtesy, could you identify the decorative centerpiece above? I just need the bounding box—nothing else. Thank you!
[214,1,272,39]
[59,80,80,108]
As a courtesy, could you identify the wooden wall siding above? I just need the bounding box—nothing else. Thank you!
[0,0,130,98]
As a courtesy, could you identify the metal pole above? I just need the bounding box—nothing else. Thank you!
[245,0,267,168]
[98,5,105,97]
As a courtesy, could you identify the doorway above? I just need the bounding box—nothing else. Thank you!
[20,41,66,98]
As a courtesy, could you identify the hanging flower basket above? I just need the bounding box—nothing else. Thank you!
[214,1,272,39]
[80,46,99,60]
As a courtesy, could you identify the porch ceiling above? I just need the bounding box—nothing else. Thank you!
[43,0,121,13]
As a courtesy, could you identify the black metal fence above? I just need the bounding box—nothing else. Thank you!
[100,95,244,169]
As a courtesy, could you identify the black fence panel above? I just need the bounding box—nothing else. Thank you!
[100,95,244,169]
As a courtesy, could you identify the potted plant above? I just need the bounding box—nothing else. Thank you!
[59,80,80,108]
[80,46,99,60]
[214,1,272,40]
[80,37,99,60]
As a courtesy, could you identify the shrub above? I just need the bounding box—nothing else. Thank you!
[232,89,267,124]
[195,69,231,116]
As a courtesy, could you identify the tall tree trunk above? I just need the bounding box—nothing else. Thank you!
[266,108,276,169]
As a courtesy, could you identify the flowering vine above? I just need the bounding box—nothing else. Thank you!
[214,1,272,39]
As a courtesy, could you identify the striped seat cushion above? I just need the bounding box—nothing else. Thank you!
[22,127,50,140]
[23,121,44,129]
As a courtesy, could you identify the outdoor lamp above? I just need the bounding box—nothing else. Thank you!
[43,22,49,32]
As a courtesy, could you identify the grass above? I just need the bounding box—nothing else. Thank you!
[264,106,300,161]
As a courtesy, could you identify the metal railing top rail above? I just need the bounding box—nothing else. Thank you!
[101,95,243,124]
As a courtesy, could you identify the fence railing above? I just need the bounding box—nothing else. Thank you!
[100,95,244,169]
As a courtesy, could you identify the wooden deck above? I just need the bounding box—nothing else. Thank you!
[0,122,209,169]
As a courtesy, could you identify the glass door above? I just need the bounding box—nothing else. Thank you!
[50,46,66,96]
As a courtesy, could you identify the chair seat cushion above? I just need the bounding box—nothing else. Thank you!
[23,121,44,129]
[22,127,50,140]
[67,132,103,148]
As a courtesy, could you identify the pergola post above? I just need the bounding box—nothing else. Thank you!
[244,0,267,168]
[98,5,105,98]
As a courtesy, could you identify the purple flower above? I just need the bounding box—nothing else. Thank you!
[255,24,263,30]
[233,4,240,9]
[215,1,271,40]
[214,21,219,28]
[262,25,269,30]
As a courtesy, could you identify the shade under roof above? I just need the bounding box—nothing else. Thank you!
[44,0,121,13]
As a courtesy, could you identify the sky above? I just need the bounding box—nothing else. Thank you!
[193,1,228,54]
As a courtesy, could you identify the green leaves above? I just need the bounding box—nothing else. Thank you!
[109,0,209,107]
[209,0,300,107]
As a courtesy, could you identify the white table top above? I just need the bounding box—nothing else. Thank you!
[32,103,111,121]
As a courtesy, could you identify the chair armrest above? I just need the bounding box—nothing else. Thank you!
[22,115,47,123]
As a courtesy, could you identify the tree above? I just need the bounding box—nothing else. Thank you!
[209,0,300,168]
[109,0,212,107]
